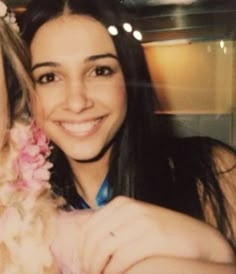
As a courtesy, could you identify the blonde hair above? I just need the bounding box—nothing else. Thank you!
[0,18,33,149]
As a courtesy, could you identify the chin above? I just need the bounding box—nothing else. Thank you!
[66,142,112,163]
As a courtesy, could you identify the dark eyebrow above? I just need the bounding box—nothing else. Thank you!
[31,53,118,72]
[31,62,59,72]
[86,53,118,62]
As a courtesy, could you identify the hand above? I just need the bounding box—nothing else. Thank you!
[78,196,234,274]
[50,209,93,274]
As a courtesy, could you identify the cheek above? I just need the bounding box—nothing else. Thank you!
[112,82,127,115]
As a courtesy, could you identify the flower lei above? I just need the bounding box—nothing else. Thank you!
[10,121,52,193]
[0,0,19,32]
[0,121,58,273]
[0,121,53,201]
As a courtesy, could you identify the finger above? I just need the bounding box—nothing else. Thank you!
[66,209,94,225]
[81,198,135,272]
[87,218,149,274]
[79,196,132,263]
[50,213,86,272]
[52,209,94,255]
[81,196,132,233]
[103,233,159,274]
[124,256,159,274]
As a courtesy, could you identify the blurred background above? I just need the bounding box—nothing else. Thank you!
[7,0,236,147]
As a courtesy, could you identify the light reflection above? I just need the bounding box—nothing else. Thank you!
[133,30,143,41]
[108,25,119,36]
[220,40,224,48]
[123,22,133,32]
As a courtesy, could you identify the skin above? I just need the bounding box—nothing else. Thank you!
[30,14,235,274]
[125,256,236,274]
[78,196,235,274]
[52,197,235,274]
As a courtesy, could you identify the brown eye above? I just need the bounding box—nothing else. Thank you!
[94,66,114,76]
[36,72,58,84]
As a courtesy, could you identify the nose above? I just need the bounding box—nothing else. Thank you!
[64,80,93,113]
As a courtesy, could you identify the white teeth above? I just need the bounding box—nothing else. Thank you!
[61,119,100,134]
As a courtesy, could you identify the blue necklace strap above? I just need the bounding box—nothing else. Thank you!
[71,178,109,209]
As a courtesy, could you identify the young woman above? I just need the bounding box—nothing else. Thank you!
[3,1,234,273]
[22,0,236,273]
[2,1,234,273]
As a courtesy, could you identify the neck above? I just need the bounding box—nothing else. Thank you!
[68,149,111,208]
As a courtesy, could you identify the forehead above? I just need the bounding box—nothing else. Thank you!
[30,15,117,62]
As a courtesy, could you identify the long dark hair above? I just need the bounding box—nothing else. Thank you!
[21,0,161,199]
[22,0,235,249]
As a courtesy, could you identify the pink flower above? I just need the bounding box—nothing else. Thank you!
[10,121,53,192]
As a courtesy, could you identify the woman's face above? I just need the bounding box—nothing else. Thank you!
[30,15,127,161]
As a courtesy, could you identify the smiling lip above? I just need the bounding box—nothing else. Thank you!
[59,116,105,137]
